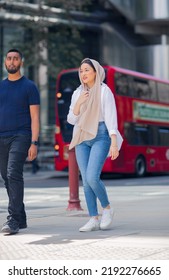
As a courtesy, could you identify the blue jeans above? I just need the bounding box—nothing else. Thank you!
[0,135,31,225]
[75,122,111,217]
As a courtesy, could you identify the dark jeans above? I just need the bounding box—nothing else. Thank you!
[0,135,31,225]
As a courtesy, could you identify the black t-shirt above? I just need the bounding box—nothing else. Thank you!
[0,76,40,136]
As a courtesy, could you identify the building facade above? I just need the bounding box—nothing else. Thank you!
[0,0,169,142]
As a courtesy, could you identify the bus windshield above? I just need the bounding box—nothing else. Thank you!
[57,71,79,142]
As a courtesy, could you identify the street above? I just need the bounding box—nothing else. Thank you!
[0,172,169,260]
[1,173,169,231]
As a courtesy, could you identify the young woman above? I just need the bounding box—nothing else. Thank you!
[67,58,123,232]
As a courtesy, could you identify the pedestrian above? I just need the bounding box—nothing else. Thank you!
[67,58,123,232]
[0,49,40,234]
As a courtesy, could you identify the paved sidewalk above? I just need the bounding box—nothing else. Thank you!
[0,171,169,260]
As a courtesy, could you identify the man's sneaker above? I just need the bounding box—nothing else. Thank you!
[79,218,100,232]
[100,208,114,230]
[1,220,19,234]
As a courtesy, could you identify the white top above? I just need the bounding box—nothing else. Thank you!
[67,83,123,150]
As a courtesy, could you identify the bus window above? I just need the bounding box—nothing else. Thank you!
[158,127,169,146]
[59,71,79,93]
[157,82,169,103]
[149,125,158,145]
[133,78,153,100]
[135,126,150,145]
[124,123,150,145]
[148,80,157,101]
[115,73,132,96]
[124,123,137,145]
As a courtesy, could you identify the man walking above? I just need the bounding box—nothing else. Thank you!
[0,49,40,234]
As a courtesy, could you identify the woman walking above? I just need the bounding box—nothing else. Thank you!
[67,58,123,232]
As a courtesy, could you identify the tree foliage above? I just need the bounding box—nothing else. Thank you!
[9,0,93,81]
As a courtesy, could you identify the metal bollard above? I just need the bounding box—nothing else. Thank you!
[67,148,83,210]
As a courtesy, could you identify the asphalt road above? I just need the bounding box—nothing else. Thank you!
[23,172,169,188]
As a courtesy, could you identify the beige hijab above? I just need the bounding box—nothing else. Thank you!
[69,58,105,150]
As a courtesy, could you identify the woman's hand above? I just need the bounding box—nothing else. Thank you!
[78,91,89,105]
[109,145,119,160]
[110,134,119,160]
[73,91,89,115]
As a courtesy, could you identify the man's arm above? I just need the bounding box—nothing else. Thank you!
[28,104,40,161]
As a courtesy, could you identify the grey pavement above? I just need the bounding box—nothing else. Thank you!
[0,170,169,260]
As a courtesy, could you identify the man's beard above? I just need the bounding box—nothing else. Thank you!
[5,65,20,74]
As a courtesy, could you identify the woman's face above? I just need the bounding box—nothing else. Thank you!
[79,63,96,88]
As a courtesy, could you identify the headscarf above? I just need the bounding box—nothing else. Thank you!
[69,58,105,150]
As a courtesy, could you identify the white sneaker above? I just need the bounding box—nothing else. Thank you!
[100,208,114,230]
[79,218,100,232]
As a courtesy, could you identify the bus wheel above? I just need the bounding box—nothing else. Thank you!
[135,156,146,177]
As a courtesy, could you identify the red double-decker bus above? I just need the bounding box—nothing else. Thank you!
[54,65,169,177]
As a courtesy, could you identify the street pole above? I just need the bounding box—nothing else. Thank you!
[67,148,83,211]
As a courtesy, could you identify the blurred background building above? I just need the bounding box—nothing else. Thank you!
[0,0,169,145]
